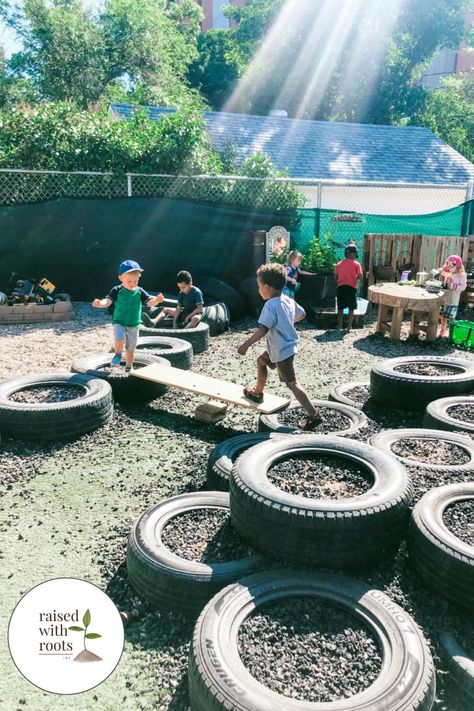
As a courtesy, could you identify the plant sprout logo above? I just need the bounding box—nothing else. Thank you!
[68,609,103,663]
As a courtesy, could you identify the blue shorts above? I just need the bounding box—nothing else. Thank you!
[113,323,139,351]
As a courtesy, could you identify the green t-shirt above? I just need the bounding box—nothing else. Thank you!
[107,285,150,327]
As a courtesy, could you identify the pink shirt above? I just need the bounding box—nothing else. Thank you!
[335,258,363,288]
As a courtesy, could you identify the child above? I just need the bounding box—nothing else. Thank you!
[334,245,363,330]
[143,270,204,330]
[237,263,321,431]
[283,250,314,299]
[92,259,164,372]
[436,255,467,337]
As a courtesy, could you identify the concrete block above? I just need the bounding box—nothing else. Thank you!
[53,301,73,313]
[0,314,24,322]
[12,304,29,314]
[0,305,14,314]
[36,304,54,313]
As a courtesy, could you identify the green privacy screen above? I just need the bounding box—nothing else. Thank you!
[0,197,469,299]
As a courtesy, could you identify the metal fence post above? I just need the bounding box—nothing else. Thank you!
[314,182,322,239]
[127,173,132,197]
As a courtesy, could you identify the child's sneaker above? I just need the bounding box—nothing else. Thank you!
[111,354,122,367]
[125,365,133,373]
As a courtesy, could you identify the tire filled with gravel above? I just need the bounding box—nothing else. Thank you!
[371,356,474,411]
[127,492,262,617]
[230,435,412,569]
[135,336,193,370]
[188,569,436,711]
[370,429,474,473]
[424,396,474,433]
[410,482,474,611]
[259,400,368,436]
[329,381,371,409]
[238,596,382,703]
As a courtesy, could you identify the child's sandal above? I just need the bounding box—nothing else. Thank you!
[243,386,264,403]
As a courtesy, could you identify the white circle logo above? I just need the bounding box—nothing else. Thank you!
[8,578,124,694]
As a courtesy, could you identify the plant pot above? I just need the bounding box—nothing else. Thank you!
[299,274,336,307]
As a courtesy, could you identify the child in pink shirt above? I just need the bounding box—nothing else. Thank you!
[334,245,363,331]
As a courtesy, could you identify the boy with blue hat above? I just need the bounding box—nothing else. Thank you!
[92,260,164,372]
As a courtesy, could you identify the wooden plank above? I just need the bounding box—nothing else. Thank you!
[131,364,291,414]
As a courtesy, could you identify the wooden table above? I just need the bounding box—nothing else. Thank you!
[368,284,445,341]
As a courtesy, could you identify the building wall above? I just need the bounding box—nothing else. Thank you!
[456,10,474,74]
[198,0,245,33]
[421,11,473,88]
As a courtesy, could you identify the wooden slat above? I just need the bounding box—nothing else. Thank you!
[131,364,291,414]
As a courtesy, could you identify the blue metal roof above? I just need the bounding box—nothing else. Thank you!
[109,102,474,185]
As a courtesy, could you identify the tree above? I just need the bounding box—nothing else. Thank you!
[221,0,469,124]
[188,30,239,110]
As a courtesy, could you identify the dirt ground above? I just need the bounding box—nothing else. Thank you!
[1,303,473,710]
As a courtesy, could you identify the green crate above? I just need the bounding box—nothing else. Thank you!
[450,320,474,349]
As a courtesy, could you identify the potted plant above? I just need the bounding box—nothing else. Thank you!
[299,236,338,307]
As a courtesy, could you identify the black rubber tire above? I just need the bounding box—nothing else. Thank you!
[328,381,371,410]
[71,352,170,403]
[440,632,474,706]
[239,276,264,317]
[370,356,474,412]
[424,396,474,433]
[139,321,210,354]
[199,277,244,320]
[0,373,113,441]
[201,302,230,336]
[188,569,435,711]
[127,492,262,618]
[230,435,412,569]
[370,428,474,472]
[136,336,193,370]
[409,482,474,611]
[258,399,368,436]
[207,433,287,491]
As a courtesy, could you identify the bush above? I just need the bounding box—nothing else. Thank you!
[302,236,338,274]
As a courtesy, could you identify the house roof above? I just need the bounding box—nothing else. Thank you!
[109,102,474,185]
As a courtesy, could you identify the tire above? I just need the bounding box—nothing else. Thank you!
[0,373,113,441]
[424,396,474,433]
[199,277,244,320]
[136,336,193,370]
[370,356,474,412]
[259,400,368,436]
[71,352,170,403]
[139,321,210,354]
[440,632,474,706]
[188,569,435,711]
[239,276,264,317]
[230,435,412,569]
[207,433,287,491]
[329,381,371,409]
[370,429,474,472]
[127,492,262,618]
[409,482,474,611]
[201,302,230,336]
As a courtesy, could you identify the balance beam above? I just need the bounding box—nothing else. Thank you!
[131,364,291,414]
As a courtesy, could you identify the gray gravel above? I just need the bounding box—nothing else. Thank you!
[447,404,474,423]
[268,454,372,499]
[281,406,352,433]
[161,508,250,563]
[443,500,474,546]
[2,303,474,711]
[391,438,471,465]
[394,362,460,376]
[345,385,371,405]
[9,384,84,403]
[238,597,382,702]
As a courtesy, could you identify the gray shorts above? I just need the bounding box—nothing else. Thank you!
[113,323,139,351]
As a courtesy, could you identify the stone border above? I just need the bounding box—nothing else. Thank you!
[0,296,74,323]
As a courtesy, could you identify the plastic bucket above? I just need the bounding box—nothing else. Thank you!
[450,320,474,349]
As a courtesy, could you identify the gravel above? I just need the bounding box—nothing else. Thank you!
[161,508,250,563]
[281,406,352,433]
[9,384,84,403]
[2,303,474,711]
[393,363,460,376]
[443,500,474,546]
[447,404,474,423]
[268,454,372,499]
[238,596,382,703]
[391,438,471,465]
[345,385,371,405]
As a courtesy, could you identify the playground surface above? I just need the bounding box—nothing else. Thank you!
[1,303,473,711]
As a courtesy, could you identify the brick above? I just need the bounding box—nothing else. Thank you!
[35,304,54,313]
[12,304,30,314]
[53,301,73,313]
[0,305,14,314]
[0,314,24,322]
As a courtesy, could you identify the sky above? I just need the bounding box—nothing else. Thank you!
[0,0,104,57]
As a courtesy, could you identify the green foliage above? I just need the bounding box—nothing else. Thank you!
[0,102,221,173]
[302,236,338,275]
[188,30,239,110]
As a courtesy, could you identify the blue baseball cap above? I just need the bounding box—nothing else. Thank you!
[118,259,143,275]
